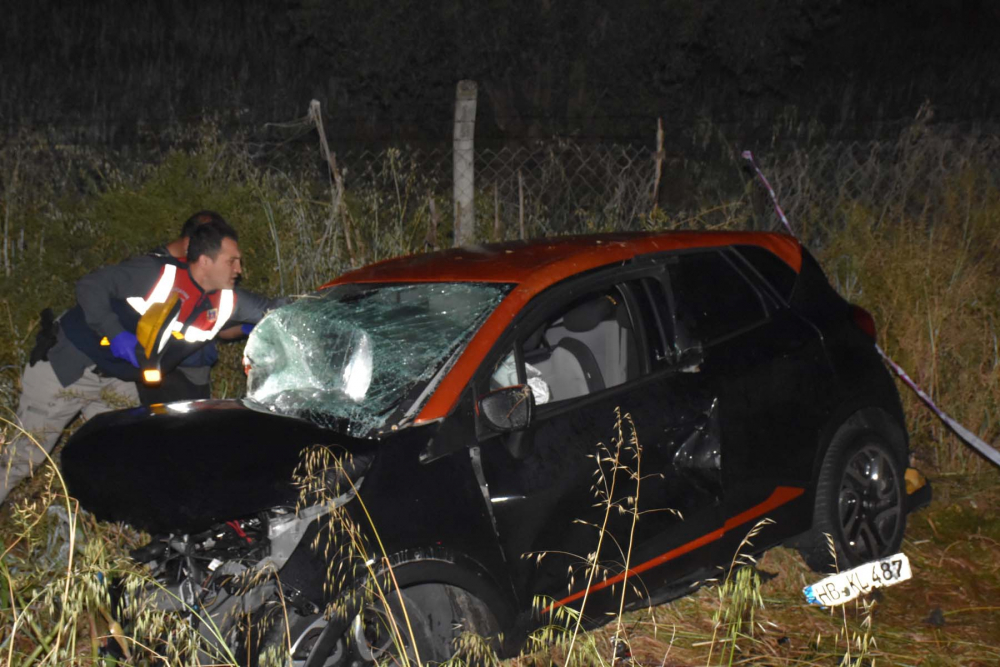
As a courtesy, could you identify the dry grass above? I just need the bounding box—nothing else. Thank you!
[814,180,1000,474]
[504,476,998,667]
[1,115,999,664]
[608,475,1000,667]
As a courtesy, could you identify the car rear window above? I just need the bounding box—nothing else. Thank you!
[732,245,797,301]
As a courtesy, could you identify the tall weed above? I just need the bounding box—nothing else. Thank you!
[1,114,998,664]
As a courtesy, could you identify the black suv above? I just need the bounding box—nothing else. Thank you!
[63,231,923,665]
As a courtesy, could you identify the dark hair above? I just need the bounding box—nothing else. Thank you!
[187,218,238,263]
[180,210,227,238]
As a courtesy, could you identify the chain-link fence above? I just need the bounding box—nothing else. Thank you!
[331,142,658,243]
[323,119,1000,249]
[748,125,1000,242]
[4,113,999,258]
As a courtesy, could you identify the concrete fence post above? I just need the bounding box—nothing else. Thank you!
[453,80,477,247]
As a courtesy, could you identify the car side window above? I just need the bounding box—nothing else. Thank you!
[667,251,768,346]
[627,277,674,368]
[491,285,642,405]
[732,245,797,302]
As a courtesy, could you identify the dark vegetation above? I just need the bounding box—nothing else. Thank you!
[0,112,998,663]
[3,0,1000,145]
[2,0,1000,662]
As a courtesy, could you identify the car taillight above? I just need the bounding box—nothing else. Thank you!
[850,304,877,342]
[242,355,251,376]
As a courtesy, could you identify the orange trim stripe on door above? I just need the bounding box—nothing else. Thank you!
[541,485,805,614]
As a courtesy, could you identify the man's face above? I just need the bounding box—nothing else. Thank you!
[200,237,242,291]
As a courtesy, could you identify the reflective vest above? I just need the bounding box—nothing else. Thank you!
[59,258,240,383]
[126,264,235,352]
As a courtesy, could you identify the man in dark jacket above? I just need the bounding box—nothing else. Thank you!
[1,217,280,504]
[141,210,250,404]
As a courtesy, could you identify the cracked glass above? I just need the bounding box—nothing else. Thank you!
[244,282,511,436]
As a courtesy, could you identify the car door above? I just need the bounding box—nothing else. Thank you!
[664,248,829,548]
[473,267,725,620]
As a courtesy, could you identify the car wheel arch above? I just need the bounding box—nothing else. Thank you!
[372,547,517,632]
[784,402,906,545]
[237,555,511,667]
[797,404,910,571]
[810,404,908,489]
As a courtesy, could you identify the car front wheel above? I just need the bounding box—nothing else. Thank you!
[240,582,499,667]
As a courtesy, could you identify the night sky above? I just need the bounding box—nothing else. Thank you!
[2,0,999,145]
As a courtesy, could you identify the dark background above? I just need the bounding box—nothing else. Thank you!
[2,0,999,146]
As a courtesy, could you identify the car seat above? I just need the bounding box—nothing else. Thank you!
[529,293,638,401]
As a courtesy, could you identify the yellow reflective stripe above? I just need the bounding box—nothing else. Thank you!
[156,313,181,354]
[126,264,177,315]
[125,297,147,314]
[183,289,235,342]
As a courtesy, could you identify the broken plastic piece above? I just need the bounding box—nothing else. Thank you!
[490,353,551,404]
[904,467,926,495]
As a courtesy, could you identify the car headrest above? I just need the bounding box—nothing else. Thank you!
[563,295,616,332]
[616,301,633,330]
[524,324,546,350]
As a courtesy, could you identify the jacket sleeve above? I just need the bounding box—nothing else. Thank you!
[228,288,288,325]
[75,256,164,341]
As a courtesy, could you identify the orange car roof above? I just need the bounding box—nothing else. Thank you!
[320,231,802,425]
[323,231,800,288]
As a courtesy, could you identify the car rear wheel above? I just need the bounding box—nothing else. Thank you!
[800,413,908,573]
[240,583,499,667]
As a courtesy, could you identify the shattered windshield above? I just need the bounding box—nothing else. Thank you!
[244,282,511,436]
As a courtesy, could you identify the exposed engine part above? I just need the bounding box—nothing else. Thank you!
[114,477,364,662]
[264,476,363,566]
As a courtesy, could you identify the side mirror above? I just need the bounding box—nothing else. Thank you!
[478,385,534,432]
[675,342,704,373]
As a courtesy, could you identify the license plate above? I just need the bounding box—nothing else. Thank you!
[803,553,912,607]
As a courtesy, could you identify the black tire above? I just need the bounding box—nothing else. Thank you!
[799,411,908,573]
[239,583,499,667]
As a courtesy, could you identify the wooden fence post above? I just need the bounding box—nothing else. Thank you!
[493,182,500,240]
[427,194,439,250]
[651,117,665,215]
[518,169,525,240]
[453,80,477,247]
[308,99,354,264]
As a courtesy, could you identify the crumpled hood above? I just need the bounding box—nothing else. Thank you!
[61,399,367,534]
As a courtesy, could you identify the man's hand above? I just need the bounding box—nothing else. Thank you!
[110,331,140,368]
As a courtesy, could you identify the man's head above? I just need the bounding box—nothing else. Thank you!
[187,218,242,291]
[180,210,227,239]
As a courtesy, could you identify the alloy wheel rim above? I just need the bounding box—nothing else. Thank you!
[287,616,344,667]
[837,442,902,563]
[352,606,418,665]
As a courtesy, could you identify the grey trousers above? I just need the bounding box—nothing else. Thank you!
[0,360,138,504]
